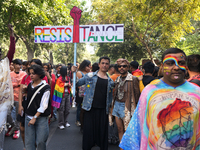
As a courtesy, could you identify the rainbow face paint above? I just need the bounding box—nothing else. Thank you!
[180,55,184,59]
[163,55,186,71]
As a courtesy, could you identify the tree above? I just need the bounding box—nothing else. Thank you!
[96,25,145,62]
[91,0,200,64]
[176,21,200,55]
[0,0,91,63]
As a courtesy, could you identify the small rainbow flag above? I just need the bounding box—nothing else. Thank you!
[132,69,143,77]
[52,77,65,108]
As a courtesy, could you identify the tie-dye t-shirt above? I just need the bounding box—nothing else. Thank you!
[119,79,200,150]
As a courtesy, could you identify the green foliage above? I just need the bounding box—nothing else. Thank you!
[92,0,200,62]
[176,21,200,55]
[96,25,145,62]
[0,0,92,64]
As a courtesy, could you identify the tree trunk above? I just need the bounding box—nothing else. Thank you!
[27,49,34,61]
[49,50,53,65]
[144,43,156,65]
[20,36,34,61]
[132,20,156,65]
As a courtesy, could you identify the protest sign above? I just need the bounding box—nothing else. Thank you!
[34,24,124,43]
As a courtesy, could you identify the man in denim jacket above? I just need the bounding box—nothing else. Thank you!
[73,56,114,150]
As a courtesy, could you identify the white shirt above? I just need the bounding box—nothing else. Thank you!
[27,80,50,119]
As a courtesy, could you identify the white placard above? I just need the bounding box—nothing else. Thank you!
[34,24,124,43]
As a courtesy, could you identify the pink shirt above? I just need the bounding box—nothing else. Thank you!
[10,71,27,101]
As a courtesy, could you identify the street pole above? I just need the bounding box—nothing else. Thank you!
[72,43,77,97]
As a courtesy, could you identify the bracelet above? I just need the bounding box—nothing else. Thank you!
[34,115,37,119]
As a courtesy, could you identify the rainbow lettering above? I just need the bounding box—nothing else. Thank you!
[34,26,73,43]
[34,24,124,43]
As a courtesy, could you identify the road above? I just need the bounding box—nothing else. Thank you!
[4,107,119,150]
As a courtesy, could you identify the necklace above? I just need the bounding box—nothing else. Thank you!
[117,76,126,100]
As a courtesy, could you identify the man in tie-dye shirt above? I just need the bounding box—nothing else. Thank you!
[120,48,200,150]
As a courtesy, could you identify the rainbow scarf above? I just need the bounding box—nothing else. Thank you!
[163,55,186,71]
[52,77,65,108]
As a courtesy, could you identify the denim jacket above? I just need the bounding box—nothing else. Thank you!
[76,70,114,114]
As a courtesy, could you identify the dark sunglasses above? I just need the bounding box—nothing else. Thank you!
[118,65,127,68]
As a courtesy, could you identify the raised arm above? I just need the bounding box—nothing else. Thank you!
[71,65,87,87]
[7,24,15,63]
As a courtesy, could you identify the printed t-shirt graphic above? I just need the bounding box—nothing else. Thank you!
[119,79,200,150]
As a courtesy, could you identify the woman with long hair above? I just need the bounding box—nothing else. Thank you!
[76,60,91,129]
[52,66,71,129]
[43,63,56,122]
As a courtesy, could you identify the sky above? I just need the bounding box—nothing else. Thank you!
[81,0,95,54]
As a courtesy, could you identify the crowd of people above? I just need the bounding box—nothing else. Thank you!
[1,25,200,150]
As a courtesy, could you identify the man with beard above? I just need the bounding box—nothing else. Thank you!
[72,56,114,150]
[120,48,200,150]
[112,59,140,150]
[0,24,15,150]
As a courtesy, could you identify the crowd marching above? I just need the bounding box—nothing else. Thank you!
[1,25,200,150]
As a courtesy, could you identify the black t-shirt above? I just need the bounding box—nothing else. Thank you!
[92,77,108,108]
[142,75,154,86]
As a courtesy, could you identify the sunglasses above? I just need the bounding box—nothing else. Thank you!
[118,65,127,68]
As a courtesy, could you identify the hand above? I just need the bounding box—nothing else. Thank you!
[28,118,36,126]
[18,105,24,115]
[137,75,143,81]
[45,71,51,79]
[70,6,82,24]
[22,85,27,93]
[71,66,77,72]
[64,83,69,87]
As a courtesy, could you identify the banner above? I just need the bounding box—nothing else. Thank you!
[34,24,124,43]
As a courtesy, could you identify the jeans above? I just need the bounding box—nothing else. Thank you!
[53,107,57,119]
[0,126,5,150]
[76,70,114,114]
[25,115,49,150]
[13,101,20,130]
[112,101,125,119]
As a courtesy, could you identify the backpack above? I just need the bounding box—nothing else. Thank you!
[78,72,86,97]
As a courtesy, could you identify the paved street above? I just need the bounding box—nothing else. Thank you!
[4,107,119,150]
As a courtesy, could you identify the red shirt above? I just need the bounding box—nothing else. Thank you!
[187,74,200,87]
[21,75,48,85]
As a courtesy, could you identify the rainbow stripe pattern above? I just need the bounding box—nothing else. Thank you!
[52,77,65,108]
[163,55,186,71]
[119,79,200,150]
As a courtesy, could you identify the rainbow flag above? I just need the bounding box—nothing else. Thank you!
[52,77,64,108]
[132,69,143,77]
